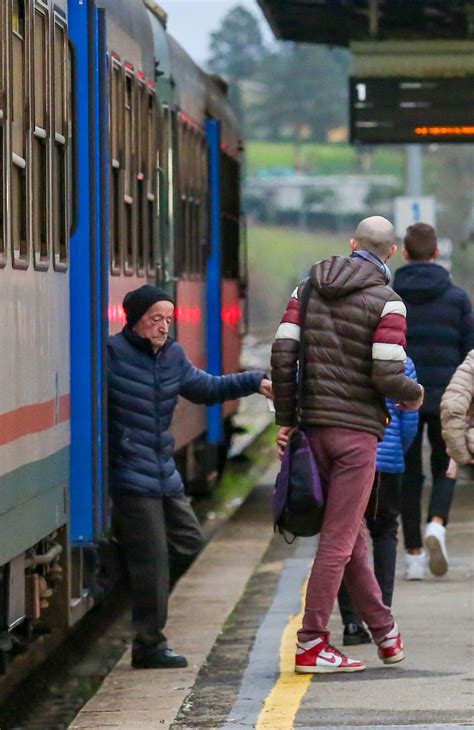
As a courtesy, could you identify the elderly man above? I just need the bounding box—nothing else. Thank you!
[108,285,272,669]
[272,216,424,674]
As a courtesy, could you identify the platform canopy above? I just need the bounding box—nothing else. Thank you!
[257,0,474,46]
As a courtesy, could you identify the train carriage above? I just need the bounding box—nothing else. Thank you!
[0,0,246,675]
[0,0,72,653]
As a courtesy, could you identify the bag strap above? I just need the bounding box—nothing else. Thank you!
[296,278,313,423]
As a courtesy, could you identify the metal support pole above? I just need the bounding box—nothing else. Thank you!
[406,144,423,196]
[368,0,379,38]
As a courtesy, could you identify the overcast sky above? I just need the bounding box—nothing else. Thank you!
[162,0,273,67]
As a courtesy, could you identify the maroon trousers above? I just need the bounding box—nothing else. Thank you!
[298,427,394,645]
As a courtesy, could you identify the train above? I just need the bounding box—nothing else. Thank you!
[0,0,247,672]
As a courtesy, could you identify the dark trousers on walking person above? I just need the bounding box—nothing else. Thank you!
[298,427,394,646]
[401,413,455,550]
[112,494,204,654]
[338,472,402,627]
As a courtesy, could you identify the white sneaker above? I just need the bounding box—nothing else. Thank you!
[405,550,426,580]
[425,521,449,576]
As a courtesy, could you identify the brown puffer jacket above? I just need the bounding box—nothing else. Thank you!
[271,255,422,440]
[440,349,474,465]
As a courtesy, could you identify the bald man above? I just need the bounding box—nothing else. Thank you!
[272,216,424,674]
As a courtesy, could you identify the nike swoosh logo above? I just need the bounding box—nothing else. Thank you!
[320,653,337,664]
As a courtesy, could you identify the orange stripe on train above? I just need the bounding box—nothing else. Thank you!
[0,395,70,447]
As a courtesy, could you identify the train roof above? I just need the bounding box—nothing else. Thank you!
[146,6,172,85]
[144,2,241,153]
[99,0,155,79]
[168,33,210,126]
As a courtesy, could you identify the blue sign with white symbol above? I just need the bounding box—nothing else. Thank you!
[394,196,436,237]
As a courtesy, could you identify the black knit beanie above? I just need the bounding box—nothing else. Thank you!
[122,285,174,329]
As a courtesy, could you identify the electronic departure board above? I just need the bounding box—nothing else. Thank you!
[350,77,474,144]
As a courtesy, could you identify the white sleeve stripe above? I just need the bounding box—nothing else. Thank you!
[381,300,407,317]
[373,343,407,361]
[275,322,301,341]
[291,287,299,299]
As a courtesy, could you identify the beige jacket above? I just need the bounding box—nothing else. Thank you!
[441,350,474,465]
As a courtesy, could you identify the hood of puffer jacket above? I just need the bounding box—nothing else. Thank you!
[310,255,387,299]
[393,262,452,304]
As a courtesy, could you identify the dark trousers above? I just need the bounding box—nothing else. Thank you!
[338,471,402,626]
[112,494,204,651]
[401,413,456,550]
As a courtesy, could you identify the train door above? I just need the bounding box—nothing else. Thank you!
[68,0,108,618]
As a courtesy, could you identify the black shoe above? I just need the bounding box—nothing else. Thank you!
[343,623,372,646]
[132,647,188,669]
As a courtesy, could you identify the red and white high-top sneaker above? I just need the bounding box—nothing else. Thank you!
[295,638,366,674]
[377,623,404,664]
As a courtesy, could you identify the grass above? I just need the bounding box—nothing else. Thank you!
[245,141,405,178]
[247,225,350,336]
[192,425,277,525]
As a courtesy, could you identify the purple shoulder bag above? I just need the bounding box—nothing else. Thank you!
[273,280,325,542]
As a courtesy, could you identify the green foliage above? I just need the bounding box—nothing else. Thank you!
[364,182,403,207]
[251,43,350,142]
[207,5,265,124]
[208,5,265,79]
[247,225,349,334]
[245,142,405,178]
[207,6,350,141]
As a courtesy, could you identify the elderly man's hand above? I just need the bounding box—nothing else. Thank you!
[259,378,273,399]
[276,426,296,460]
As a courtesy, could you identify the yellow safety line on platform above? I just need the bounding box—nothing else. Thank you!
[255,581,311,730]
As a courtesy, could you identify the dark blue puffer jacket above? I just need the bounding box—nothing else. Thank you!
[393,263,473,415]
[108,328,265,498]
[376,358,419,473]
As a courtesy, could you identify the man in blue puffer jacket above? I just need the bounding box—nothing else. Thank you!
[337,358,419,645]
[108,285,272,669]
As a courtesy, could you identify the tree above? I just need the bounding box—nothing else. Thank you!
[207,5,266,80]
[207,5,266,126]
[206,7,350,142]
[252,43,350,142]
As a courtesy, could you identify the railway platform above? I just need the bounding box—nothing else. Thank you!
[70,464,474,730]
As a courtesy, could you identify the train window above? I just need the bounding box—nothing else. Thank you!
[110,59,123,275]
[0,1,6,266]
[136,80,145,274]
[12,0,25,36]
[11,0,28,269]
[169,108,179,277]
[0,126,4,266]
[137,176,146,274]
[174,118,185,276]
[137,80,147,178]
[156,104,169,280]
[186,124,194,275]
[181,123,189,274]
[123,71,136,274]
[136,79,153,276]
[52,17,69,270]
[32,6,49,269]
[190,130,198,275]
[221,153,240,279]
[146,88,157,277]
[200,138,209,274]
